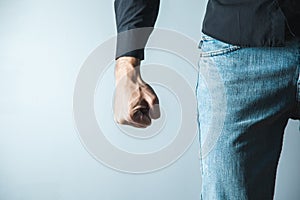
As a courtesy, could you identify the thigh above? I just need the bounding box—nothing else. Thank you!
[196,34,300,200]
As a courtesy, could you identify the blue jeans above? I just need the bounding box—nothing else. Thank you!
[196,33,300,200]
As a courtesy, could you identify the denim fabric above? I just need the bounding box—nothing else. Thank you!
[196,33,300,200]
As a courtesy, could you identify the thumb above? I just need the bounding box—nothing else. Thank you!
[143,84,161,119]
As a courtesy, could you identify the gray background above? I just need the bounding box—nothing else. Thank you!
[0,0,299,199]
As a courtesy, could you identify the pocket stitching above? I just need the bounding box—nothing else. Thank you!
[200,45,241,57]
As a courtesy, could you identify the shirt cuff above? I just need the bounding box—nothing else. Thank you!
[115,27,154,60]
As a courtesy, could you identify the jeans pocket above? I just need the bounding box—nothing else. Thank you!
[199,33,241,57]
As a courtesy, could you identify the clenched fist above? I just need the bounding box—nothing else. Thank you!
[114,56,160,128]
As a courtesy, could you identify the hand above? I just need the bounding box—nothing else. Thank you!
[114,56,160,128]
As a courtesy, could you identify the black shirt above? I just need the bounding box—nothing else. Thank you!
[114,0,300,60]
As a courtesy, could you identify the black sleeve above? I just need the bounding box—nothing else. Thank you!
[114,0,160,60]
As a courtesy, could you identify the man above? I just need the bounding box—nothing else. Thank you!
[113,0,300,199]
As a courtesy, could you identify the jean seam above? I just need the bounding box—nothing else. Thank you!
[200,46,241,57]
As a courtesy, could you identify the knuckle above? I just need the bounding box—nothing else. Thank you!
[150,96,159,105]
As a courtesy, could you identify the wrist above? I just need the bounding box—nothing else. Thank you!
[116,56,140,65]
[115,56,142,84]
